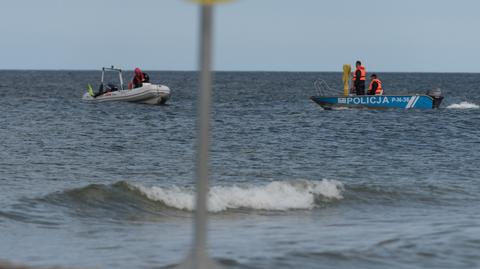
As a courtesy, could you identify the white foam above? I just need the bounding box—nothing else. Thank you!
[330,107,351,111]
[134,180,344,212]
[447,102,479,109]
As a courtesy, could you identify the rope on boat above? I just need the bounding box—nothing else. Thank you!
[313,79,336,96]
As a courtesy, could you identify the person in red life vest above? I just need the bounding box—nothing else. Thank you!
[128,67,150,89]
[368,74,383,95]
[352,60,366,95]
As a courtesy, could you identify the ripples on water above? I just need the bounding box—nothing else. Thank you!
[0,71,479,269]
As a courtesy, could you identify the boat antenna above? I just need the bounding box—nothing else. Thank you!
[174,1,232,269]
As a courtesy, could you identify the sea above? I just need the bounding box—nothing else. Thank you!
[0,71,479,269]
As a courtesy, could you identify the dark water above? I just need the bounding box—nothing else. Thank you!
[0,71,479,269]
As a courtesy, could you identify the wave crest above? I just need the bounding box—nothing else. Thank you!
[135,179,344,212]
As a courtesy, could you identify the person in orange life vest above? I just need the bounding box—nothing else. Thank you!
[368,74,383,95]
[352,60,366,95]
[128,67,150,89]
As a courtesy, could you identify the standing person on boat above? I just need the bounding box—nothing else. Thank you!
[368,74,383,95]
[129,67,149,89]
[352,60,366,95]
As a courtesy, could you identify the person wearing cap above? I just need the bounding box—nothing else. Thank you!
[368,74,383,95]
[352,60,366,95]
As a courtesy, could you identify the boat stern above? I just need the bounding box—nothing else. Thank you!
[426,89,444,109]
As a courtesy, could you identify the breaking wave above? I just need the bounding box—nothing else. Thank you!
[1,180,344,224]
[35,180,344,217]
[135,179,344,212]
[5,179,473,225]
[447,102,479,109]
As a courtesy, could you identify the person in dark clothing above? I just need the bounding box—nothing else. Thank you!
[87,83,119,98]
[352,60,366,95]
[368,74,383,95]
[143,72,150,83]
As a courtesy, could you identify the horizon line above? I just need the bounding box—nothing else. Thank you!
[0,68,479,74]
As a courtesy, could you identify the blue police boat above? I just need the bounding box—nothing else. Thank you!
[310,79,443,110]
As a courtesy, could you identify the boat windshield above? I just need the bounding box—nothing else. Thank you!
[101,67,124,91]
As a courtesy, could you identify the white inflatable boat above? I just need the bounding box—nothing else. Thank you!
[82,67,171,105]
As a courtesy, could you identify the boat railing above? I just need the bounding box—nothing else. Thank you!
[313,79,336,96]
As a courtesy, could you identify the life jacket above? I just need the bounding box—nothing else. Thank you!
[353,66,366,81]
[369,78,383,95]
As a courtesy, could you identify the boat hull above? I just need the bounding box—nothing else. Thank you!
[310,95,443,110]
[82,83,171,105]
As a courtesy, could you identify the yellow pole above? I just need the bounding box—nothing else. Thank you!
[342,64,351,96]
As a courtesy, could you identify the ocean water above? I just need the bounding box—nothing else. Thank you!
[0,71,479,269]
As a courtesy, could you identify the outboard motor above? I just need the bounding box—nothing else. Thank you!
[427,88,444,108]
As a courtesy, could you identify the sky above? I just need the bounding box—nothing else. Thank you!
[1,0,480,72]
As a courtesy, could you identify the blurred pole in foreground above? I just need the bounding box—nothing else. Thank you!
[192,3,217,269]
[174,1,230,268]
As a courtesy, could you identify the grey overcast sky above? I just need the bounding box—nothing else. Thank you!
[1,0,479,72]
